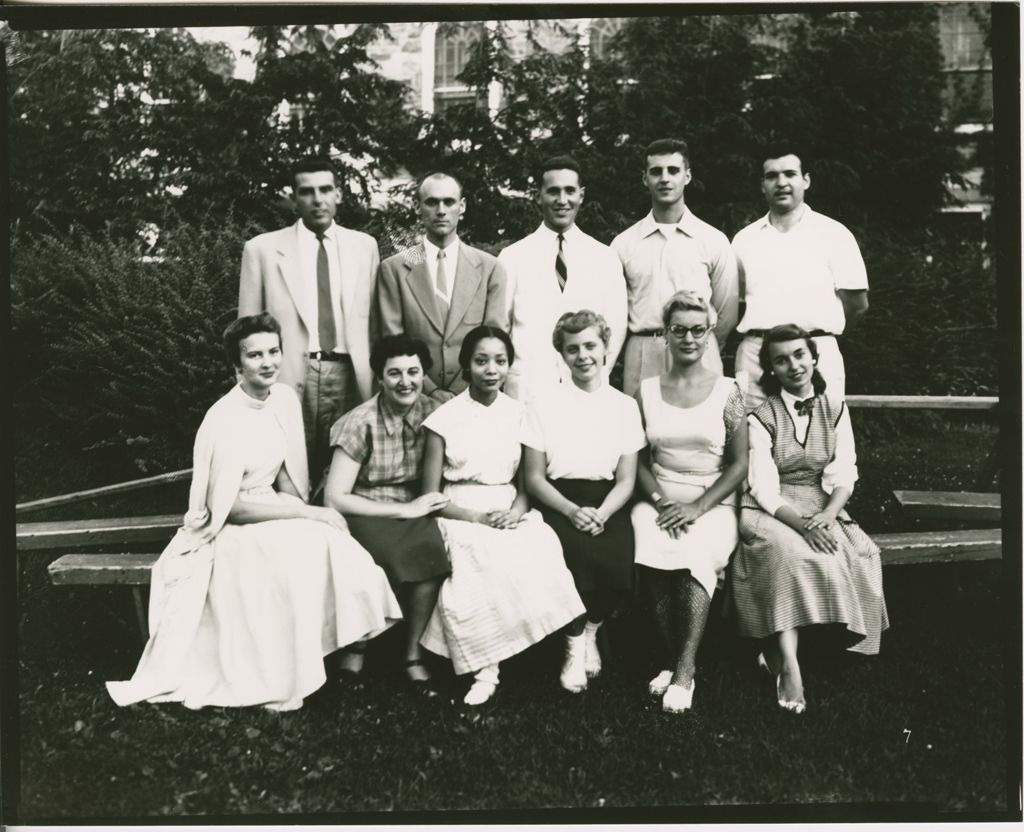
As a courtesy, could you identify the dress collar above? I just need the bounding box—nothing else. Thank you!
[232,382,274,410]
[379,391,430,436]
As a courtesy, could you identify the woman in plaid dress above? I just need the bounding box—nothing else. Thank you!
[730,324,888,714]
[420,326,585,706]
[325,336,452,685]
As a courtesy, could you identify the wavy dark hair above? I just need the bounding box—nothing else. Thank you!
[458,325,515,381]
[223,312,282,368]
[757,324,827,397]
[370,334,433,378]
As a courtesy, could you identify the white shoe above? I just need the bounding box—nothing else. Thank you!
[648,670,672,696]
[463,680,498,706]
[464,665,500,706]
[583,621,602,679]
[662,679,696,714]
[560,634,588,693]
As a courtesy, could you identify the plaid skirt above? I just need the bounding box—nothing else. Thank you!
[729,506,889,654]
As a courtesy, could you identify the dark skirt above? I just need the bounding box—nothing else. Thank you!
[538,478,635,593]
[346,515,450,587]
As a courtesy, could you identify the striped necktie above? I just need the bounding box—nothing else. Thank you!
[555,233,568,292]
[315,232,336,353]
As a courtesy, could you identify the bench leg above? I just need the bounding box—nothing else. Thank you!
[132,587,149,645]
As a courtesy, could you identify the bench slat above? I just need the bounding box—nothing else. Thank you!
[875,529,1001,566]
[893,490,1001,523]
[48,553,160,586]
[17,514,181,551]
[845,395,998,410]
[16,469,192,515]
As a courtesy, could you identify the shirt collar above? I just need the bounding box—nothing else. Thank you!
[378,392,429,436]
[638,209,698,239]
[536,222,580,243]
[296,219,337,241]
[780,387,815,410]
[757,204,814,231]
[423,235,460,261]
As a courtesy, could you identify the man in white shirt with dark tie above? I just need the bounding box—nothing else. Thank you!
[378,172,508,402]
[732,144,870,409]
[499,155,627,403]
[239,157,379,487]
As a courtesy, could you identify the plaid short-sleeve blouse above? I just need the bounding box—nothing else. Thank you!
[330,392,440,503]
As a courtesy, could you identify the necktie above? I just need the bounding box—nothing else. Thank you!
[555,233,568,292]
[316,232,336,353]
[794,396,816,417]
[435,248,450,319]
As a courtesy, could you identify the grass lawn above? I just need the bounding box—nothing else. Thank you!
[11,414,1016,820]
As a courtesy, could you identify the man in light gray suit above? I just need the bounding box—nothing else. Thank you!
[378,172,509,402]
[239,157,379,487]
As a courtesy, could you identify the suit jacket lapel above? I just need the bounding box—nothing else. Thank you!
[334,229,356,334]
[276,224,312,334]
[403,245,445,335]
[445,244,482,337]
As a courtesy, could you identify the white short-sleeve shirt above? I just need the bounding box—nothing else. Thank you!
[523,383,646,480]
[732,206,868,335]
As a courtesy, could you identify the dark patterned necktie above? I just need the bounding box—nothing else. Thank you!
[794,396,816,417]
[315,232,336,353]
[555,233,568,292]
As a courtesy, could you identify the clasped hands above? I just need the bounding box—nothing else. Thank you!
[801,510,839,553]
[567,505,606,536]
[654,498,704,540]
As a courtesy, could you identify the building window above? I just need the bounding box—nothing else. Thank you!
[590,17,625,60]
[434,22,485,114]
[939,3,990,71]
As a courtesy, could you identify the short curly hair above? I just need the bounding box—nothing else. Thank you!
[369,335,434,378]
[551,309,612,353]
[223,313,282,368]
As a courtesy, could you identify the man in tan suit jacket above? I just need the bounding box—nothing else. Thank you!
[239,157,379,486]
[378,172,509,402]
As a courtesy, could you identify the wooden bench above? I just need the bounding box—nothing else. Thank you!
[47,528,1002,641]
[17,514,181,551]
[892,490,1001,524]
[47,553,160,642]
[874,529,1001,566]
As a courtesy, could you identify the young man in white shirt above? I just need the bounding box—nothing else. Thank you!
[378,172,509,402]
[499,155,627,403]
[732,144,870,409]
[612,138,739,396]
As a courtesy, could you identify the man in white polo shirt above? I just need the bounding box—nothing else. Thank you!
[732,144,869,409]
[499,155,627,403]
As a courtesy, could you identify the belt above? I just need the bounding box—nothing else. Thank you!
[308,351,352,362]
[743,329,835,338]
[633,329,665,337]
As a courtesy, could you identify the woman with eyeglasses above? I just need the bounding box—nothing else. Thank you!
[630,291,748,714]
[730,323,888,715]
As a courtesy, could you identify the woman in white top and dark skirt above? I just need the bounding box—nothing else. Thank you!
[523,310,646,693]
[631,292,748,714]
[730,324,888,715]
[419,326,585,706]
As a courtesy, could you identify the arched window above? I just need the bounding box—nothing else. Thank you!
[589,17,625,60]
[434,22,485,114]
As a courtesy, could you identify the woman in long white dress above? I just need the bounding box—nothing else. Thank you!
[107,314,401,711]
[631,292,748,714]
[419,326,585,706]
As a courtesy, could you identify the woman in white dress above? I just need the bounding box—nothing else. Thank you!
[631,292,748,714]
[420,326,585,706]
[523,310,646,694]
[107,314,401,711]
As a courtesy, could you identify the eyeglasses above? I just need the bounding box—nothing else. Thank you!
[667,324,710,340]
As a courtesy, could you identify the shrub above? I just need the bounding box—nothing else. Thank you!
[12,215,260,494]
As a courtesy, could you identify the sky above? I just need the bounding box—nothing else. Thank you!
[187,25,257,80]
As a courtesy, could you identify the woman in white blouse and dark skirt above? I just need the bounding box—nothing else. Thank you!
[730,324,889,715]
[523,310,646,694]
